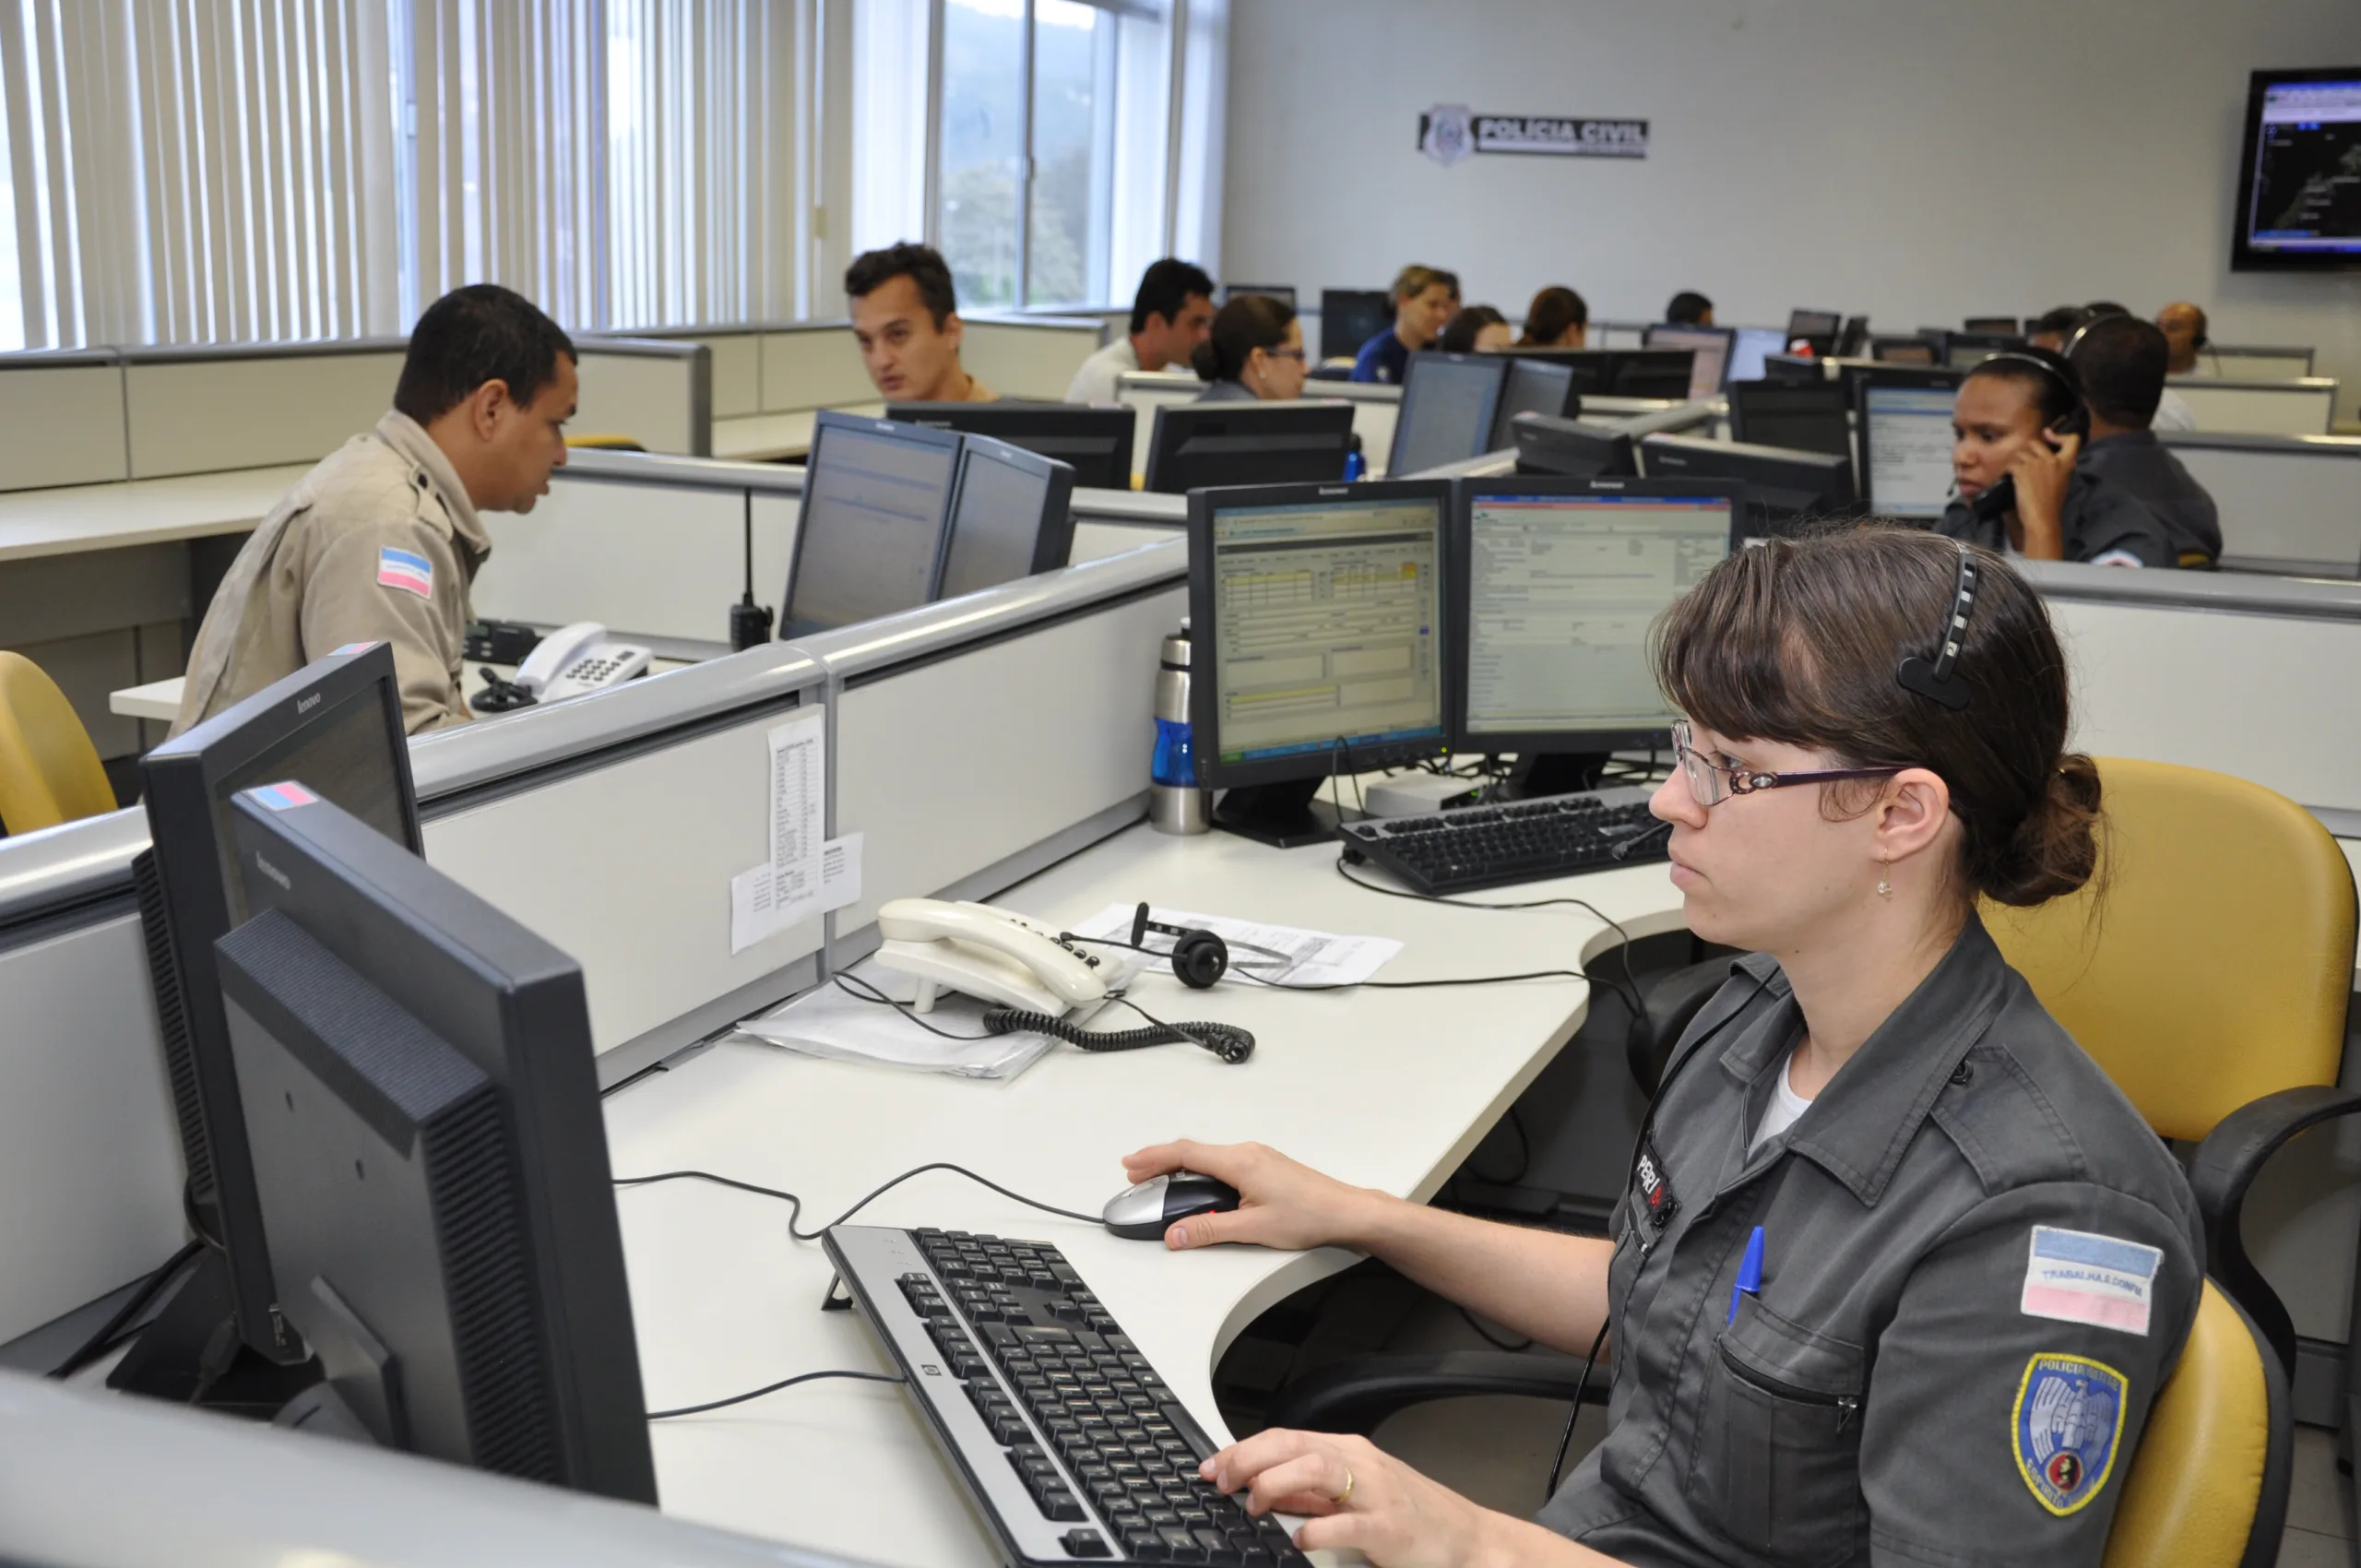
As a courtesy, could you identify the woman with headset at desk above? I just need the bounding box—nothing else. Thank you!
[1128,529,2201,1568]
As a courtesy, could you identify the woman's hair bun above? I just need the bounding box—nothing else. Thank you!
[1189,339,1221,382]
[1977,752,2102,908]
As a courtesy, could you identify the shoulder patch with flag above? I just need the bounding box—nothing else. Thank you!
[2021,1226,2161,1336]
[376,546,433,599]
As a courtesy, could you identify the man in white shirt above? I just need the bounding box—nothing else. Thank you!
[1065,259,1215,404]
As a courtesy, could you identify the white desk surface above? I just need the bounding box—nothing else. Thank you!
[712,404,887,463]
[0,465,304,564]
[605,818,1689,1565]
[110,659,694,724]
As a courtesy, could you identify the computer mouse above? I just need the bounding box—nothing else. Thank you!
[1103,1171,1241,1241]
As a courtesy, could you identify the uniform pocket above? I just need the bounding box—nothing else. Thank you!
[1693,1299,1865,1568]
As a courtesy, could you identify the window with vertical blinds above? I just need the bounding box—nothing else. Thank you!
[0,0,815,350]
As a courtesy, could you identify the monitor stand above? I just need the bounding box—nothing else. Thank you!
[1502,751,1610,802]
[1211,778,1358,849]
[104,1247,322,1417]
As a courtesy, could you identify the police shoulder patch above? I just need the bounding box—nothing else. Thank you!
[2012,1352,2128,1516]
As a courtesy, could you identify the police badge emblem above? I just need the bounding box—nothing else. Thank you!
[2011,1353,2128,1515]
[1420,104,1474,168]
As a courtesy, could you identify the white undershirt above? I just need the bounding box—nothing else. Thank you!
[1750,1051,1816,1153]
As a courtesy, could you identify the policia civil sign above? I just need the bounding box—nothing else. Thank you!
[1418,104,1649,167]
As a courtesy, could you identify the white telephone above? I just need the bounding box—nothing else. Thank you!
[513,622,653,703]
[873,898,1109,1017]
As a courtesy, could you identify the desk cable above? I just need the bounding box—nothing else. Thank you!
[829,970,1254,1064]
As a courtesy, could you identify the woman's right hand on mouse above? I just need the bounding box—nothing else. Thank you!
[1123,1139,1390,1253]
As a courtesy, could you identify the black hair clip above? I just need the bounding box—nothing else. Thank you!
[1896,543,1978,711]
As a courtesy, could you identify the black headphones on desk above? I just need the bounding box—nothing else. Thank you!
[1059,904,1292,991]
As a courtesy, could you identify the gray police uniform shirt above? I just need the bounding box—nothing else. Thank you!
[1538,916,2201,1568]
[2077,430,2222,564]
[1935,469,2173,568]
[1195,379,1263,402]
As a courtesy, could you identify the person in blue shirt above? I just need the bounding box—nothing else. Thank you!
[1352,265,1459,384]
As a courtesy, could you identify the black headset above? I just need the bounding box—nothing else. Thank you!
[1976,347,2090,440]
[1057,904,1244,990]
[1896,541,1981,712]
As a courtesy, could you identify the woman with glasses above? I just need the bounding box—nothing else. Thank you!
[1124,529,2201,1568]
[1192,293,1309,402]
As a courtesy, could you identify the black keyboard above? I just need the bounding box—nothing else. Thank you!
[826,1225,1310,1568]
[1336,783,1667,894]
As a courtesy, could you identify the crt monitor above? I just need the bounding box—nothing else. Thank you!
[1726,327,1787,384]
[1856,365,1965,520]
[1143,402,1358,493]
[1451,477,1743,791]
[1489,358,1579,447]
[2233,70,2361,270]
[782,411,963,639]
[1390,351,1513,476]
[1726,379,1853,458]
[1644,325,1735,398]
[1188,480,1450,845]
[936,434,1078,600]
[129,640,421,1402]
[1321,289,1395,362]
[1510,413,1637,480]
[886,400,1132,491]
[1638,433,1858,540]
[217,788,655,1503]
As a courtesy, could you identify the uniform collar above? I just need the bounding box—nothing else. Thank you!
[1718,914,2011,1205]
[374,410,490,559]
[2083,428,2158,454]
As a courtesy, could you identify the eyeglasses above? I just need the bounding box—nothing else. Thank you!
[1264,347,1307,363]
[1671,719,1904,808]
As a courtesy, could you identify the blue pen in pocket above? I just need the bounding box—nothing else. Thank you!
[1727,1226,1765,1324]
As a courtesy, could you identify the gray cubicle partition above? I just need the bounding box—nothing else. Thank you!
[2209,345,2316,380]
[2169,376,2339,437]
[0,350,132,491]
[2160,432,2361,577]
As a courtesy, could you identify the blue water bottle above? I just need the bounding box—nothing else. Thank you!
[1150,627,1208,834]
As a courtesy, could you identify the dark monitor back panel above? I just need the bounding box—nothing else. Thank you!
[1639,434,1857,540]
[1786,309,1842,340]
[1610,349,1696,400]
[1143,403,1357,493]
[1871,337,1941,365]
[1963,316,2024,336]
[1726,381,1853,459]
[1321,290,1394,362]
[885,400,1132,491]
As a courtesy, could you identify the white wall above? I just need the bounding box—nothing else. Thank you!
[1222,0,2361,416]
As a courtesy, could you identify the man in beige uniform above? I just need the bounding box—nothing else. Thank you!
[172,284,578,736]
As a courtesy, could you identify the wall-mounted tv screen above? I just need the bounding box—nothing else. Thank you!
[2233,68,2361,270]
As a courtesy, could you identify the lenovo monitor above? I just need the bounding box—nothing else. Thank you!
[1856,366,1966,520]
[1390,351,1513,476]
[886,400,1132,491]
[128,641,421,1399]
[1638,433,1857,539]
[781,411,962,639]
[219,788,655,1503]
[1188,480,1450,844]
[1726,380,1852,458]
[1510,413,1638,480]
[937,434,1077,600]
[1643,326,1736,398]
[1143,402,1358,493]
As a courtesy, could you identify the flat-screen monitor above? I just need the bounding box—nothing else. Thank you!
[1871,337,1940,365]
[2233,69,2361,270]
[1489,358,1579,447]
[1221,283,1296,305]
[1510,413,1637,480]
[1638,433,1857,540]
[1727,380,1852,458]
[1496,348,1692,400]
[782,411,962,639]
[1726,327,1787,384]
[1964,315,2024,336]
[130,642,421,1393]
[1762,354,1824,385]
[1451,478,1743,763]
[1786,309,1842,354]
[218,789,655,1503]
[1321,289,1394,362]
[886,400,1132,490]
[1943,331,2027,369]
[1144,402,1358,493]
[1856,366,1965,520]
[1188,480,1449,844]
[937,434,1077,600]
[1836,315,1871,358]
[1391,351,1512,476]
[1644,326,1735,398]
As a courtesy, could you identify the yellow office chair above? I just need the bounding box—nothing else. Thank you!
[2102,1280,2289,1568]
[565,434,646,452]
[1983,757,2357,1379]
[0,651,118,833]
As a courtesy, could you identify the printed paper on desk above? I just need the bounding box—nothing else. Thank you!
[1070,904,1402,987]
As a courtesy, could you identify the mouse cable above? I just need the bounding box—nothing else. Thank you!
[1545,1317,1613,1503]
[1332,853,1651,1027]
[613,1159,1104,1241]
[828,970,1251,1065]
[647,1368,905,1420]
[45,1238,206,1380]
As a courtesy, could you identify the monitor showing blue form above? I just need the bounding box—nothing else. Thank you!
[1861,384,1959,518]
[783,413,961,638]
[1203,494,1444,766]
